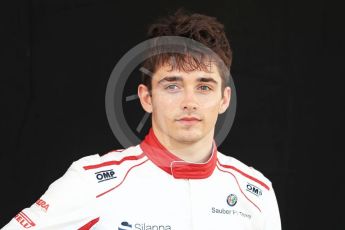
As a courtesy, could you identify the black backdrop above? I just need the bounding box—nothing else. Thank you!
[1,0,344,229]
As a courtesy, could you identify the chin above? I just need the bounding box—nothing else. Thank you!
[174,130,203,143]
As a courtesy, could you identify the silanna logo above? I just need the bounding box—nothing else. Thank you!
[95,169,116,183]
[118,221,172,230]
[246,183,262,197]
[118,221,132,230]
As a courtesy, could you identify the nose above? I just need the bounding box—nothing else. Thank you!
[180,89,199,111]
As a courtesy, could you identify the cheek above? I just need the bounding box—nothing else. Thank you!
[201,98,221,110]
[153,92,180,110]
[201,100,222,119]
[152,97,176,120]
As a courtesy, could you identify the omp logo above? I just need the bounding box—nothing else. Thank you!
[14,211,36,228]
[246,183,262,196]
[95,169,116,183]
[35,199,49,212]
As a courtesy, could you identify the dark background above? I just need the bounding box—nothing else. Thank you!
[1,0,344,229]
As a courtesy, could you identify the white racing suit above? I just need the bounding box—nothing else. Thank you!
[2,128,281,230]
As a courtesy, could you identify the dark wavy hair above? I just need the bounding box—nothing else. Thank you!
[141,9,232,96]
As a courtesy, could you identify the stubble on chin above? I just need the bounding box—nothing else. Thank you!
[171,128,203,144]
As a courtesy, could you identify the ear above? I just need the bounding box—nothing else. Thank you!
[219,86,231,114]
[138,84,153,113]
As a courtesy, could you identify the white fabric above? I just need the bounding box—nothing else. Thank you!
[2,144,281,230]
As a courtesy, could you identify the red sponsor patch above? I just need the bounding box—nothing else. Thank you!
[35,198,49,212]
[15,211,36,228]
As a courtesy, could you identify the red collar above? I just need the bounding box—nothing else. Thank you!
[140,128,218,179]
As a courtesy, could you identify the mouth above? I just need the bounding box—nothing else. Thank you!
[177,117,201,126]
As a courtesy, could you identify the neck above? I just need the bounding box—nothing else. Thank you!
[152,127,214,163]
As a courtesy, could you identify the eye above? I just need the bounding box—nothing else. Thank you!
[198,85,212,91]
[165,84,179,90]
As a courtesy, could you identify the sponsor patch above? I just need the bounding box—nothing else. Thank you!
[227,194,238,207]
[211,207,251,219]
[35,199,49,212]
[15,211,36,228]
[246,183,262,196]
[118,221,172,230]
[95,169,116,183]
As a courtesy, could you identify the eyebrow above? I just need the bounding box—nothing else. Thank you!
[157,76,218,85]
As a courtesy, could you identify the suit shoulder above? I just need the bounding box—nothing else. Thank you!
[68,145,146,197]
[71,145,144,171]
[99,145,144,162]
[217,152,272,190]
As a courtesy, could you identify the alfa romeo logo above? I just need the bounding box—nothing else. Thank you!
[227,194,238,207]
[105,36,237,148]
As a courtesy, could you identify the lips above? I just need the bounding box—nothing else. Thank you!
[177,116,201,126]
[179,117,201,121]
[180,117,199,121]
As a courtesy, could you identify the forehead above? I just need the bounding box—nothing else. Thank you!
[153,62,221,83]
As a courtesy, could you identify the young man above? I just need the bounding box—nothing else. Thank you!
[2,9,281,230]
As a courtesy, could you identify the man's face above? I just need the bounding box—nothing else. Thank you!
[138,62,231,145]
